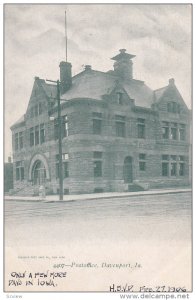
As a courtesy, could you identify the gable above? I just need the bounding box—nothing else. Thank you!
[107,83,134,106]
[26,78,50,119]
[154,83,189,114]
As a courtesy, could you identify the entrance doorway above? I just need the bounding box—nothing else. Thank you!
[32,160,46,185]
[123,156,133,183]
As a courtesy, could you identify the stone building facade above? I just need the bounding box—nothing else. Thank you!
[10,49,191,195]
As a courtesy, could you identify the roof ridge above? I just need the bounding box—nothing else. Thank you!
[154,85,168,92]
[72,69,118,80]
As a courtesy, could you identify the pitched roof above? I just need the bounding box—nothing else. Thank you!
[154,86,168,101]
[61,69,154,108]
[40,81,57,99]
[10,115,25,129]
[61,70,116,100]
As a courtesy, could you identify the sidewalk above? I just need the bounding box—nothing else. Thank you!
[4,188,192,202]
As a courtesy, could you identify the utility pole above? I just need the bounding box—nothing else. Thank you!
[46,79,63,201]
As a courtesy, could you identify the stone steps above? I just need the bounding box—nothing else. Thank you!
[12,185,39,196]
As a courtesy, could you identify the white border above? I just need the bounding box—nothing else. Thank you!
[1,1,194,300]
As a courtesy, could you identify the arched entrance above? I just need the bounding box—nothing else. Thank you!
[123,156,133,183]
[28,153,50,183]
[32,160,46,185]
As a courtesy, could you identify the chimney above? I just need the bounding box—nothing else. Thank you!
[169,78,175,85]
[59,61,72,94]
[111,49,136,80]
[84,65,92,71]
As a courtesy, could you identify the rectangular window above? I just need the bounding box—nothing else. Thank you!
[16,161,24,181]
[15,133,19,151]
[30,127,34,147]
[167,102,180,113]
[21,167,24,180]
[170,155,177,176]
[179,163,185,176]
[171,123,177,140]
[138,124,145,138]
[162,154,186,177]
[35,126,39,145]
[179,124,186,141]
[162,162,169,176]
[137,118,145,139]
[116,121,125,137]
[38,103,42,115]
[171,162,177,176]
[139,162,146,171]
[34,105,38,117]
[171,128,177,140]
[173,102,177,113]
[162,127,169,139]
[30,107,34,118]
[19,132,23,149]
[94,161,102,177]
[179,155,185,176]
[63,162,69,178]
[117,93,123,105]
[40,124,45,144]
[179,155,185,161]
[139,153,146,171]
[93,119,102,134]
[116,115,126,137]
[162,122,169,139]
[62,115,68,137]
[16,167,20,181]
[93,113,102,135]
[167,103,172,113]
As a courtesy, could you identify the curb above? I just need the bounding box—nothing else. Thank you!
[4,189,192,203]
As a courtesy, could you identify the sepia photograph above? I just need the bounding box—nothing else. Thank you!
[4,3,192,294]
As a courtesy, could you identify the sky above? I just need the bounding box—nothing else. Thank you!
[4,4,192,160]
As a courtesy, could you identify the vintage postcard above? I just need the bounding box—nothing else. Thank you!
[4,3,192,294]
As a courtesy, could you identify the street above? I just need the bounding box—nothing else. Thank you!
[5,192,191,247]
[4,192,192,291]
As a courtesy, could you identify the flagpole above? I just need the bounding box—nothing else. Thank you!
[65,10,67,62]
